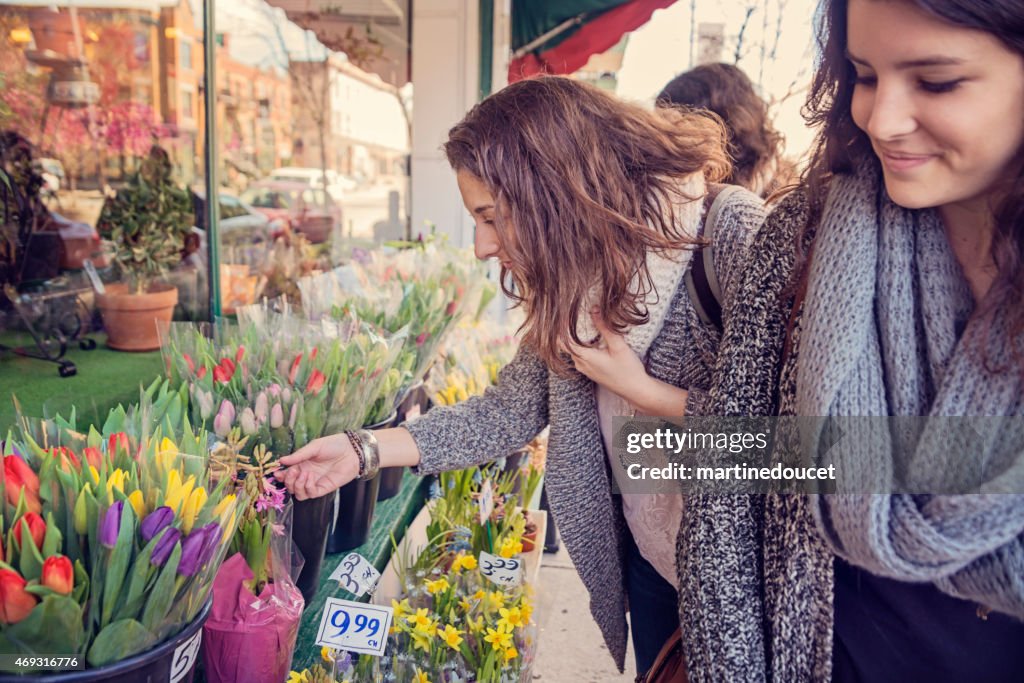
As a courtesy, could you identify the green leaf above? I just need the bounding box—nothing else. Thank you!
[141,541,181,632]
[100,502,137,628]
[18,519,44,582]
[87,618,156,667]
[0,595,85,662]
[42,512,63,558]
[113,526,163,622]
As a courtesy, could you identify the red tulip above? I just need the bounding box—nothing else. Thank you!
[235,345,246,363]
[288,354,303,385]
[213,365,229,384]
[445,301,458,316]
[0,569,38,625]
[197,366,208,380]
[108,432,130,458]
[14,512,46,551]
[183,353,196,373]
[310,347,318,360]
[3,455,41,514]
[219,357,236,375]
[41,555,73,595]
[50,446,80,471]
[82,446,103,469]
[306,369,326,395]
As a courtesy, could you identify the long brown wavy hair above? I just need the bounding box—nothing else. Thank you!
[444,76,730,374]
[801,0,1024,368]
[658,63,786,196]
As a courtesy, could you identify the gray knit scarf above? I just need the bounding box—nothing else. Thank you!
[679,169,1024,682]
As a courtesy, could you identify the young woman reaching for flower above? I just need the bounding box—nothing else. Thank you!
[276,75,766,675]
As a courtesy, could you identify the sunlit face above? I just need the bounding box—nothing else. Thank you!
[456,170,514,267]
[847,0,1024,214]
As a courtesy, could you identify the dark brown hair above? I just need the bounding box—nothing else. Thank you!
[801,0,1024,367]
[658,63,785,196]
[445,76,729,374]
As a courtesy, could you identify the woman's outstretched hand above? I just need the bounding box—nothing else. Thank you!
[274,433,360,500]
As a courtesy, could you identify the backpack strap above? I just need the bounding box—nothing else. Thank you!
[685,183,742,332]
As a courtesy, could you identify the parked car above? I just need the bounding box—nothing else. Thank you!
[191,188,274,247]
[268,167,354,201]
[239,180,341,244]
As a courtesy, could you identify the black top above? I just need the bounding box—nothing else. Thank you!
[832,556,1024,683]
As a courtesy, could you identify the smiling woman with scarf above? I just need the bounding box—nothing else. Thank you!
[274,75,766,676]
[676,0,1024,681]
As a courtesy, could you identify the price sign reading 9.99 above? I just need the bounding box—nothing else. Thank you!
[479,551,523,587]
[314,598,393,656]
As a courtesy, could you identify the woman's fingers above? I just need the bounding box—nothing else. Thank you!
[278,439,320,467]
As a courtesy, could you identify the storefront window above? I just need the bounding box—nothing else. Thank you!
[1,0,210,362]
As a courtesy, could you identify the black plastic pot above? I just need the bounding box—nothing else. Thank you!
[326,472,381,553]
[395,379,428,423]
[0,600,211,683]
[371,411,404,502]
[292,490,337,605]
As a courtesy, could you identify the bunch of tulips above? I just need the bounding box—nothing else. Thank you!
[0,383,244,669]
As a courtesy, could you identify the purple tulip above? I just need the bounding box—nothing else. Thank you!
[151,527,182,566]
[197,522,222,567]
[140,506,174,543]
[177,526,212,577]
[100,501,124,548]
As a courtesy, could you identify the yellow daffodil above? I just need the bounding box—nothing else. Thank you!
[413,667,430,683]
[458,596,474,612]
[286,671,309,683]
[519,599,534,625]
[468,615,485,633]
[499,536,523,559]
[165,470,196,514]
[472,589,486,601]
[424,577,450,594]
[320,646,335,663]
[451,553,477,572]
[498,606,524,630]
[484,623,514,651]
[406,608,431,630]
[411,630,432,653]
[440,624,463,650]
[181,486,208,534]
[127,490,146,518]
[391,598,411,620]
[485,590,505,612]
[503,646,519,664]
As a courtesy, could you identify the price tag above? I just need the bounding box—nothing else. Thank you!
[478,479,494,523]
[479,551,522,587]
[329,553,381,597]
[315,598,393,656]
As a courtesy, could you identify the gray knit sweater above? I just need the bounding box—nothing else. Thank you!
[404,187,766,671]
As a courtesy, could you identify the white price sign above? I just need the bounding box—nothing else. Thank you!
[478,479,494,523]
[479,551,522,587]
[315,598,393,656]
[329,553,381,597]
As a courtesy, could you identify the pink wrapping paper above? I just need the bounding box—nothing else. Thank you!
[201,553,305,683]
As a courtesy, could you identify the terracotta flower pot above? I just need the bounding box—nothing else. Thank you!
[96,283,178,351]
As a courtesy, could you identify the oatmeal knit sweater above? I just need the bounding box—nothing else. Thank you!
[404,186,765,670]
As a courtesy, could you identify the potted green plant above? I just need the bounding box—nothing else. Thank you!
[95,146,192,351]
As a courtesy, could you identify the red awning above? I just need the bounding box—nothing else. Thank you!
[509,0,676,82]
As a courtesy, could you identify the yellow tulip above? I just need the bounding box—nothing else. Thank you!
[456,387,469,402]
[89,466,101,486]
[157,438,178,476]
[181,486,208,534]
[127,490,146,518]
[433,391,447,406]
[165,471,196,515]
[106,469,128,504]
[212,494,236,519]
[159,438,179,458]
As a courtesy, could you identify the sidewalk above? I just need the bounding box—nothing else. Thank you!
[533,547,636,682]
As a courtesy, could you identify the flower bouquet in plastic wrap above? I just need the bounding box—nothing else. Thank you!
[201,439,305,683]
[0,383,244,674]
